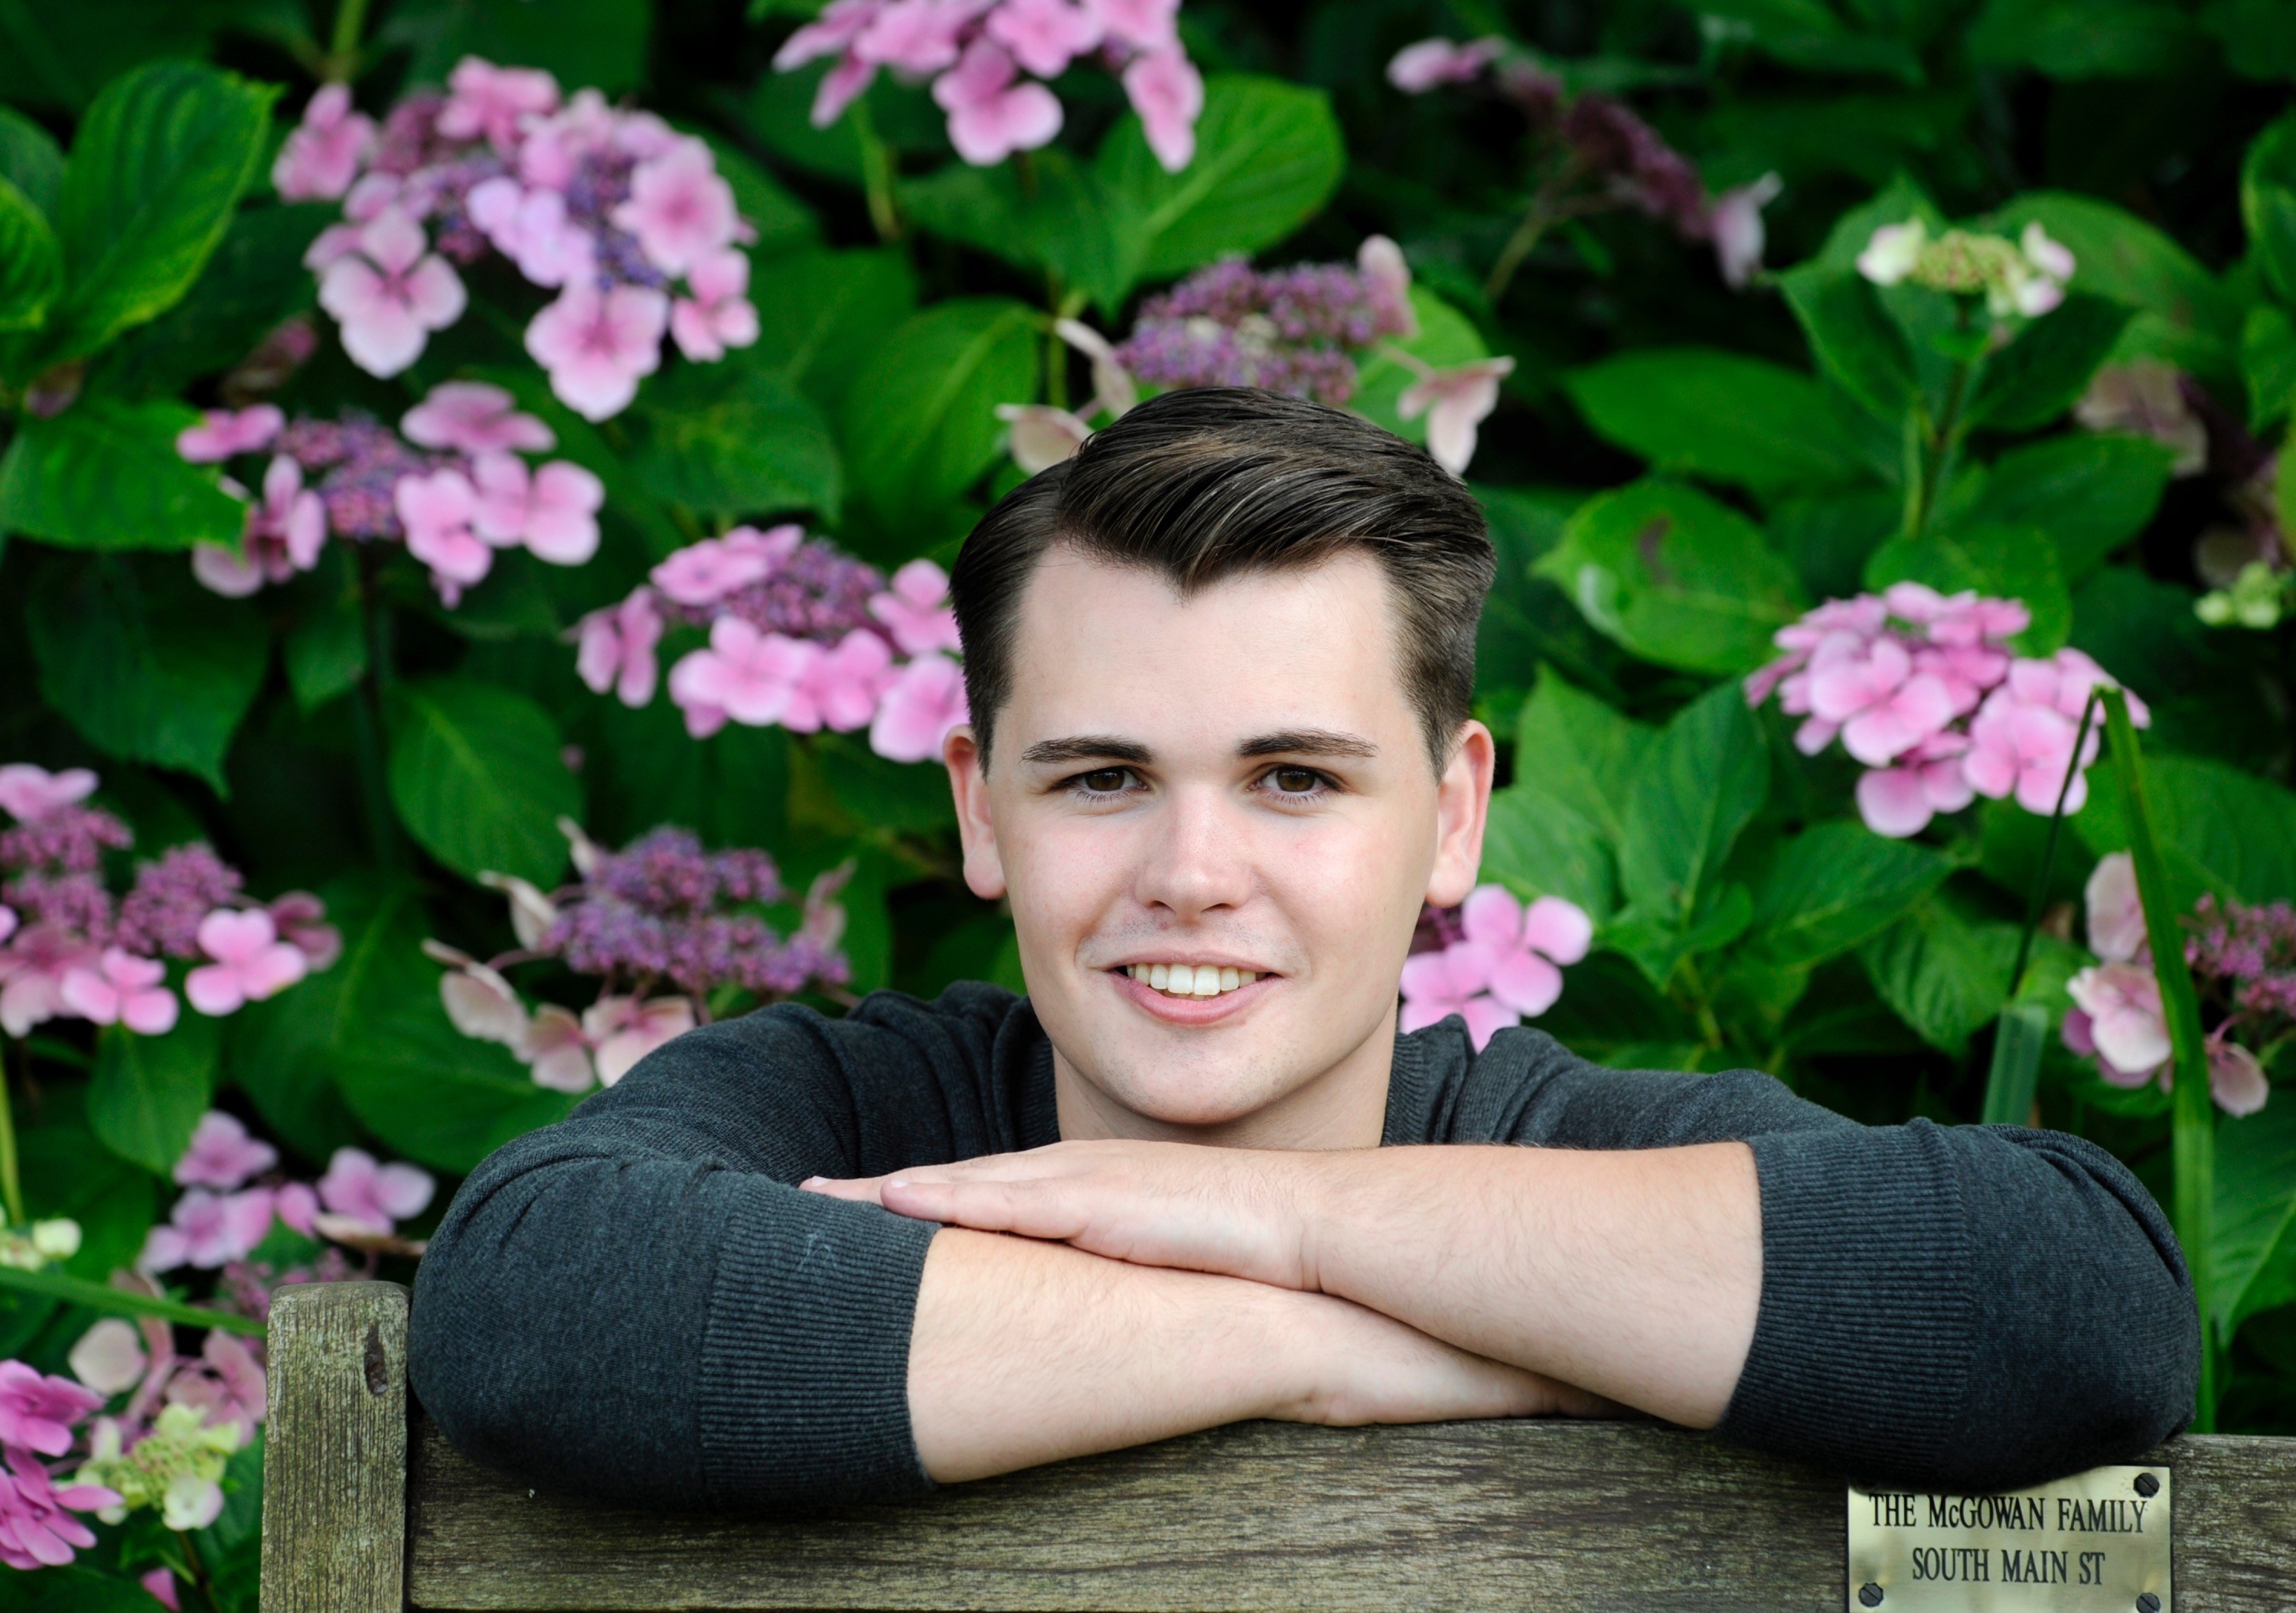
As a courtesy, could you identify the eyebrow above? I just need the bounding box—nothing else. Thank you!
[1018,730,1379,767]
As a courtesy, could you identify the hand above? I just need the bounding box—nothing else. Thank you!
[801,1139,1328,1289]
[1275,1287,1623,1426]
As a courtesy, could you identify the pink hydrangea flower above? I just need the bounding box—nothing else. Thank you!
[669,247,762,362]
[2085,852,2146,964]
[856,0,974,73]
[470,452,604,565]
[1707,172,1782,289]
[520,1004,595,1093]
[2208,1040,2270,1116]
[67,1319,148,1397]
[173,1110,279,1191]
[1458,885,1591,1017]
[272,83,375,201]
[175,405,284,463]
[436,56,560,152]
[1853,732,1974,838]
[184,909,308,1016]
[651,535,775,606]
[0,929,89,1038]
[1805,635,1955,766]
[584,994,696,1086]
[869,653,970,762]
[1387,35,1505,92]
[576,591,665,708]
[141,1186,278,1271]
[0,1364,104,1457]
[1398,941,1518,1049]
[667,619,817,738]
[402,380,555,455]
[269,891,343,973]
[316,1148,435,1234]
[524,279,669,421]
[2066,963,2170,1082]
[193,454,327,598]
[162,1331,266,1445]
[316,208,467,377]
[868,559,962,654]
[465,177,595,287]
[142,1569,181,1611]
[996,402,1093,472]
[792,629,894,732]
[395,468,493,601]
[934,40,1064,166]
[0,764,96,822]
[0,906,15,947]
[1085,0,1178,50]
[1397,357,1515,477]
[1964,691,2090,815]
[1120,44,1202,172]
[0,1444,116,1571]
[612,139,739,276]
[987,0,1104,78]
[58,949,178,1035]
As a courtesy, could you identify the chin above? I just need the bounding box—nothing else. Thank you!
[1073,1036,1315,1130]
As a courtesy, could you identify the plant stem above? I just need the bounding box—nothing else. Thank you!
[849,102,901,243]
[323,0,369,80]
[2102,688,2217,1430]
[1485,204,1554,306]
[1906,308,1976,539]
[351,546,400,869]
[0,1065,23,1227]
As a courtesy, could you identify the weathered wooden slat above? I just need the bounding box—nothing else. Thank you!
[403,1412,2296,1612]
[262,1281,410,1613]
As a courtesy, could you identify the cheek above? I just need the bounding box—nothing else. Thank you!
[1003,812,1136,947]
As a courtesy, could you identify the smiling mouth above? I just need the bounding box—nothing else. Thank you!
[1117,963,1264,999]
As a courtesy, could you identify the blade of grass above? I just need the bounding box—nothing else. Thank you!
[2100,687,2216,1430]
[0,1264,266,1337]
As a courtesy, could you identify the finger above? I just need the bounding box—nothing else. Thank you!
[797,1175,889,1204]
[881,1175,1096,1240]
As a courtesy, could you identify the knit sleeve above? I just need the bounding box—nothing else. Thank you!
[406,987,1021,1510]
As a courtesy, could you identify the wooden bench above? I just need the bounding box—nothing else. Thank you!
[258,1281,2296,1611]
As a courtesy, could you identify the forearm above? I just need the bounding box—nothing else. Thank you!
[1302,1142,1762,1428]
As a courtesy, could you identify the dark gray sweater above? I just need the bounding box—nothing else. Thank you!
[408,983,2197,1510]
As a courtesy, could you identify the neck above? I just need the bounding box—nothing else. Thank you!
[1050,1001,1397,1151]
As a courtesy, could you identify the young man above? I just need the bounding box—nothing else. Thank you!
[411,388,2196,1510]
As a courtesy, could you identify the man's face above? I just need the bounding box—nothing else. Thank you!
[944,547,1492,1147]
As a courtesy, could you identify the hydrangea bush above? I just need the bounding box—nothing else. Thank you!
[2,0,2296,1597]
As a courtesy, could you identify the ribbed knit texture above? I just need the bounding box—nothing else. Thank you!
[410,989,2197,1510]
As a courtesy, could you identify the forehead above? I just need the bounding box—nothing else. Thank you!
[1003,547,1413,742]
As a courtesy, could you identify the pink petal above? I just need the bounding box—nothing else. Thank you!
[1520,895,1593,963]
[1486,947,1563,1017]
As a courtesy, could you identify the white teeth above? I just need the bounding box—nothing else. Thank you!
[1122,963,1265,998]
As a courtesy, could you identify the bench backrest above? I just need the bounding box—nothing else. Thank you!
[258,1281,2296,1611]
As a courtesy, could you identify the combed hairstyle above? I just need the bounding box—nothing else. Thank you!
[949,386,1495,774]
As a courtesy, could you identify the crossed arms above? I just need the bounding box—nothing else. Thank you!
[803,1139,1762,1482]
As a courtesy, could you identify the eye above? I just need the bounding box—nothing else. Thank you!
[1263,765,1330,797]
[1068,766,1140,797]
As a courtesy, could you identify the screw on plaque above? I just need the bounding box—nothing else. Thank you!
[2137,1595,2160,1612]
[1858,1585,1883,1608]
[2134,1472,2160,1497]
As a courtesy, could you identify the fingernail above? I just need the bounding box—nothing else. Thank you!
[800,1176,824,1188]
[886,1177,908,1189]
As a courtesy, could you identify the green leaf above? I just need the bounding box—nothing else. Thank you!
[99,200,329,396]
[386,677,584,887]
[2214,1101,2296,1337]
[1696,0,1924,80]
[0,104,64,214]
[0,175,59,334]
[1865,523,2071,655]
[696,132,818,258]
[2245,305,2296,432]
[1535,479,1808,675]
[1352,286,1490,452]
[1988,192,2241,383]
[1857,891,2021,1054]
[282,548,368,713]
[1605,881,1754,990]
[1768,485,1900,603]
[0,395,245,551]
[2075,753,2296,908]
[1617,683,1769,925]
[839,297,1039,540]
[1564,347,1870,499]
[899,150,1129,314]
[1778,266,1918,422]
[334,963,581,1174]
[227,874,419,1164]
[1097,75,1345,286]
[627,354,842,520]
[2247,113,2296,311]
[1511,669,1652,846]
[1963,295,2134,432]
[581,697,791,851]
[49,61,275,358]
[2205,0,2296,80]
[1942,435,2174,586]
[28,557,268,790]
[748,246,919,419]
[89,1014,220,1175]
[378,0,652,94]
[1482,785,1618,922]
[810,731,957,835]
[1971,0,2208,78]
[1743,820,1952,968]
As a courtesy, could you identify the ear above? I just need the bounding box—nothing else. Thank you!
[943,725,1008,900]
[1424,719,1495,910]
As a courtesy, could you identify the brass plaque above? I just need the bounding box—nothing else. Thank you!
[1847,1465,2170,1611]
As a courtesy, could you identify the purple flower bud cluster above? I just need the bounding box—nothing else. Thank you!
[663,538,888,642]
[113,846,244,960]
[539,827,847,999]
[1114,256,1414,407]
[1555,95,1707,240]
[2189,896,2296,1027]
[278,412,433,543]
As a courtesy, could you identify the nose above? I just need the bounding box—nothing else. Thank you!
[1131,781,1256,921]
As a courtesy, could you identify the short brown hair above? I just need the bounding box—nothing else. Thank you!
[950,387,1495,772]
